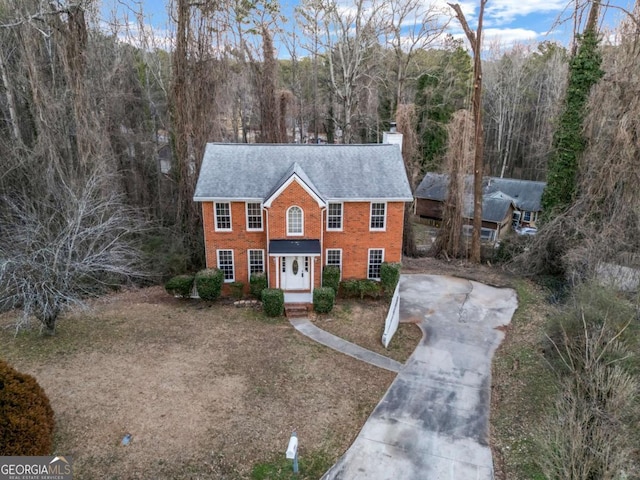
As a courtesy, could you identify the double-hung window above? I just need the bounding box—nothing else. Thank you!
[248,249,265,275]
[246,203,263,231]
[370,202,386,231]
[327,203,343,230]
[215,202,232,231]
[217,250,234,282]
[368,249,384,280]
[326,249,342,278]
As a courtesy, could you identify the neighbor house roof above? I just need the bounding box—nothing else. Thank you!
[484,177,546,212]
[193,143,413,202]
[415,172,546,214]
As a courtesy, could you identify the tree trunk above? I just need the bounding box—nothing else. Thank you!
[448,1,487,263]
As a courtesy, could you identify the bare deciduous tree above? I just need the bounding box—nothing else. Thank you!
[382,0,448,113]
[0,169,147,334]
[321,0,385,143]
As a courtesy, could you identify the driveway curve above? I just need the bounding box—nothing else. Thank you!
[321,274,518,480]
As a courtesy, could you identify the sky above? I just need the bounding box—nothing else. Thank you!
[99,0,633,53]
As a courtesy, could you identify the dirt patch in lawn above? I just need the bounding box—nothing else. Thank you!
[0,287,395,479]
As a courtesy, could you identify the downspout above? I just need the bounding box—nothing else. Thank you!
[320,205,326,289]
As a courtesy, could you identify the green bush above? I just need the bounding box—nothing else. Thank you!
[195,268,224,301]
[339,279,382,299]
[313,287,335,313]
[230,281,244,299]
[380,262,401,296]
[322,265,341,294]
[339,279,360,298]
[165,274,195,298]
[359,279,382,299]
[0,359,55,456]
[262,289,284,317]
[250,272,268,299]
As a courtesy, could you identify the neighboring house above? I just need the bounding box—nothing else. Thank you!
[193,138,412,303]
[415,173,546,243]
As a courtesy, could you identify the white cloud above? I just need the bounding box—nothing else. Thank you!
[451,27,539,49]
[483,27,539,44]
[484,0,567,26]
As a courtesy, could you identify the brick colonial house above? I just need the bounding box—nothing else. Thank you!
[193,140,412,303]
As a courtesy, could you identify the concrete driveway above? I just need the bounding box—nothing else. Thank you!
[322,274,518,480]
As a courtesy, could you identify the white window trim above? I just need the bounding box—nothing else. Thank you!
[245,202,264,231]
[216,249,235,283]
[367,248,385,280]
[327,202,343,231]
[248,249,265,277]
[369,202,387,232]
[287,205,304,237]
[214,202,232,232]
[325,248,343,279]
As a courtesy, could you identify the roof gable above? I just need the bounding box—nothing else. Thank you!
[263,164,326,208]
[193,143,413,202]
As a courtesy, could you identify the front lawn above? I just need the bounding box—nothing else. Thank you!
[0,287,399,479]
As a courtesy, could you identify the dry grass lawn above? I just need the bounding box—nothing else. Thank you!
[0,287,411,479]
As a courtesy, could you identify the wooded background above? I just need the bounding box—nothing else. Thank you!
[0,0,638,284]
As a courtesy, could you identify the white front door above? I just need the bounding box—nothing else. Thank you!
[282,256,310,291]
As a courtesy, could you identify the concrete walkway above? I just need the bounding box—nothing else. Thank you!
[320,274,518,480]
[289,318,403,373]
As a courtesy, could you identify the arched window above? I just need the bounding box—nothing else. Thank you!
[287,206,303,236]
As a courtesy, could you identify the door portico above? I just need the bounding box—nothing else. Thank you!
[269,239,321,303]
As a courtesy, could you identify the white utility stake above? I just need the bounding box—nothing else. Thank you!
[286,431,299,474]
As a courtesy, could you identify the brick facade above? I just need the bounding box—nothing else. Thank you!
[202,178,406,296]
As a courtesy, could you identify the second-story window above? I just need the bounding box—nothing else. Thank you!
[287,206,303,236]
[215,202,231,231]
[327,203,343,230]
[246,202,263,230]
[370,202,386,231]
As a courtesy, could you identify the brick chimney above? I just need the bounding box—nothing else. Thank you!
[383,121,403,149]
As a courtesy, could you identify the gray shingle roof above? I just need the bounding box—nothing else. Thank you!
[416,172,546,213]
[193,143,413,202]
[485,177,546,212]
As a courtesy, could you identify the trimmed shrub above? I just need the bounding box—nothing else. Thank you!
[313,287,335,313]
[339,279,360,298]
[380,262,401,297]
[165,274,195,298]
[0,359,55,456]
[250,272,268,299]
[195,268,224,301]
[230,281,244,299]
[322,265,341,294]
[262,288,284,317]
[359,279,382,299]
[339,279,383,299]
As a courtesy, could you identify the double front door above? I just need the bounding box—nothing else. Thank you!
[281,256,310,290]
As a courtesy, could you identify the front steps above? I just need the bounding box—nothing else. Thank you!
[284,303,310,318]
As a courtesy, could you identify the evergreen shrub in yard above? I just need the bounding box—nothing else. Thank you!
[339,279,382,299]
[0,359,55,456]
[262,289,284,317]
[195,268,224,301]
[322,265,341,294]
[313,287,335,313]
[380,262,401,297]
[165,274,195,298]
[250,272,268,299]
